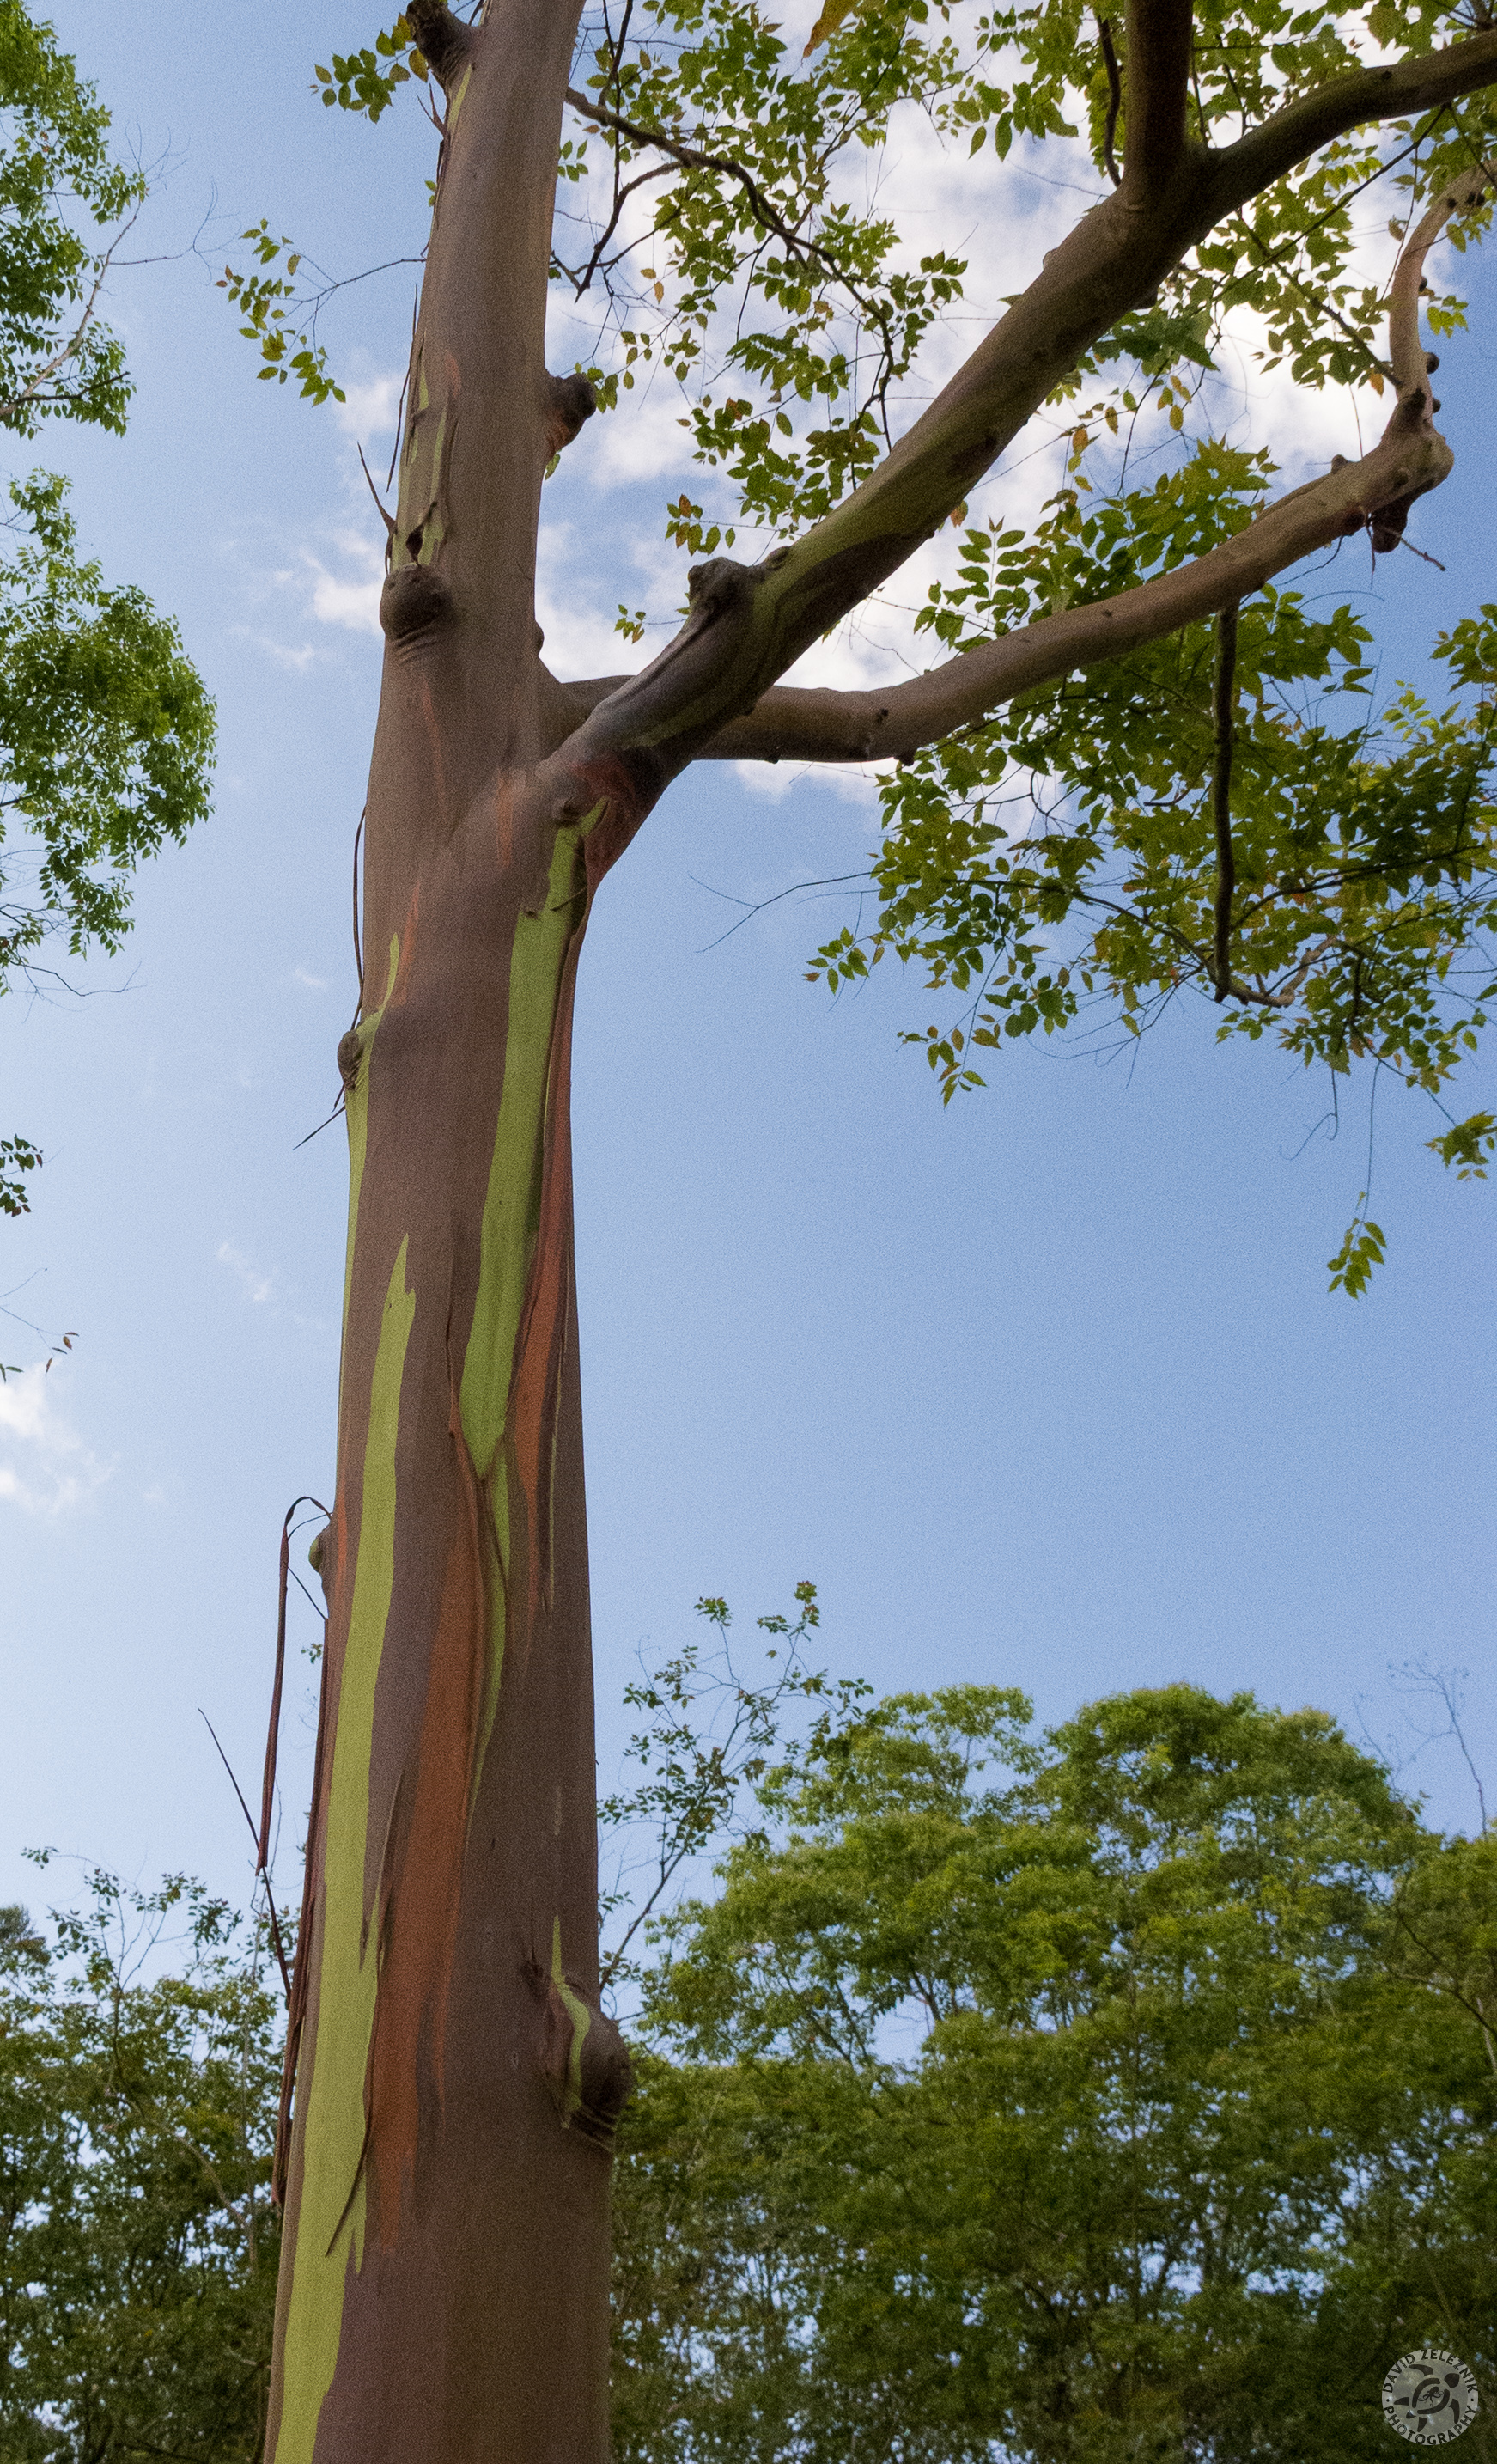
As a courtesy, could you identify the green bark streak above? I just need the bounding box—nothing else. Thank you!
[273,1237,417,2464]
[342,936,402,1349]
[551,1914,591,2121]
[459,825,586,1786]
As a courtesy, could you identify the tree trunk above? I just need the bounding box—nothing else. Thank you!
[257,0,1491,2448]
[265,9,635,2455]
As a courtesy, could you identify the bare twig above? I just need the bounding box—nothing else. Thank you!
[564,86,841,278]
[198,1711,294,2008]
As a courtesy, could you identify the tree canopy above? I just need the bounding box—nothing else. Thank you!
[9,1656,1489,2463]
[0,1871,281,2463]
[4,1633,1492,2462]
[613,1671,1497,2464]
[0,2,214,1233]
[228,0,1497,1285]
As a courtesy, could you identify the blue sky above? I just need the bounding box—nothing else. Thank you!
[2,2,1493,1931]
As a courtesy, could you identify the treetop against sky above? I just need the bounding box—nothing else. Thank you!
[219,0,1497,1292]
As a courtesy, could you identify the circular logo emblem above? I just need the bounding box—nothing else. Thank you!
[1383,2351,1479,2445]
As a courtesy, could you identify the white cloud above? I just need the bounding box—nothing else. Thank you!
[294,967,329,991]
[303,528,386,637]
[0,1367,109,1516]
[217,1242,274,1306]
[335,371,405,442]
[230,628,319,674]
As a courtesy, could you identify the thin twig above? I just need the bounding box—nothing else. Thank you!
[198,1711,294,2008]
[564,86,843,284]
[356,446,397,541]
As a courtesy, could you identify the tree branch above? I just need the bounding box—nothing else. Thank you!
[1122,0,1197,199]
[557,173,1483,771]
[556,383,1449,767]
[1207,24,1497,212]
[0,204,141,430]
[1098,18,1124,188]
[570,35,1497,770]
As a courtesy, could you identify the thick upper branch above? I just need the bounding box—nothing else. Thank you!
[1208,25,1497,211]
[547,26,1497,784]
[554,170,1488,776]
[1123,0,1198,199]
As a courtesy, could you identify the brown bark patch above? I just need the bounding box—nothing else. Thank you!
[363,1396,489,2249]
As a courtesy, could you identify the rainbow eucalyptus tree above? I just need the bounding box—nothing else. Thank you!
[235,0,1497,2453]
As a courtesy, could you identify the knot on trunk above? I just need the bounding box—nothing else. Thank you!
[534,1965,634,2152]
[380,562,455,657]
[306,1520,334,1610]
[685,555,758,625]
[545,370,598,458]
[336,1028,364,1091]
[1370,486,1423,555]
[405,0,475,88]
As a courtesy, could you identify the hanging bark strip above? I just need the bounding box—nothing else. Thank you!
[1211,603,1240,1003]
[259,0,1497,2445]
[261,1497,332,1874]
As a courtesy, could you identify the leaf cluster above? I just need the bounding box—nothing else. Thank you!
[0,0,144,437]
[0,474,215,1000]
[808,448,1497,1278]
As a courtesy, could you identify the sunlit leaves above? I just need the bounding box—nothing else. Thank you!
[216,223,346,405]
[313,21,430,122]
[0,474,216,985]
[0,2,144,436]
[1327,1198,1387,1295]
[808,459,1497,1277]
[0,1868,281,2458]
[0,1130,40,1216]
[1427,1108,1496,1178]
[618,1682,1494,2464]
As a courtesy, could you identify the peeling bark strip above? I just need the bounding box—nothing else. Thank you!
[265,0,1497,2441]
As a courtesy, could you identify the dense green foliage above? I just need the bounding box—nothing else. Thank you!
[0,0,141,440]
[612,1677,1497,2464]
[0,1875,282,2463]
[0,3,215,1223]
[3,1651,1492,2461]
[233,0,1497,1281]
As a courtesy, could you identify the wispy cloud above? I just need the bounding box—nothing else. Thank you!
[217,1241,274,1306]
[0,1367,109,1516]
[336,371,406,444]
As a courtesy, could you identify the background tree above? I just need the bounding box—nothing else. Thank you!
[0,0,214,1239]
[3,1650,1491,2463]
[614,1680,1497,2464]
[0,1869,281,2462]
[214,0,1497,2452]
